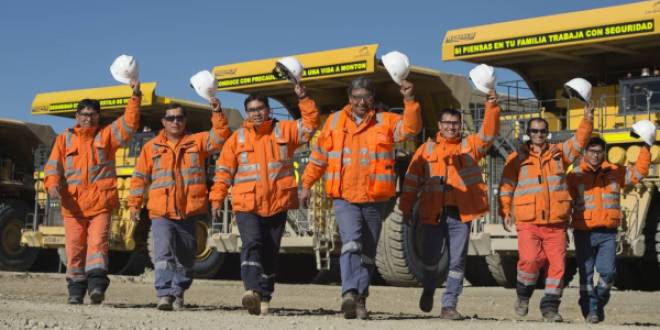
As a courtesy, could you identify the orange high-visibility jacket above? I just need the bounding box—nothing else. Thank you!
[128,111,230,219]
[210,98,320,217]
[498,118,593,225]
[301,100,421,203]
[44,96,141,218]
[399,101,501,224]
[568,146,650,230]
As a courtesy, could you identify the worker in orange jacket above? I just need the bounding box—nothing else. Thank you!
[44,80,142,305]
[568,136,650,323]
[299,77,421,319]
[498,104,594,322]
[399,90,500,320]
[128,97,230,311]
[209,83,319,316]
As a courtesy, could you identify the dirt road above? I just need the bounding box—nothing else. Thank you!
[0,271,657,330]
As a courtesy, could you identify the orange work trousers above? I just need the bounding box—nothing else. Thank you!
[516,222,566,312]
[63,212,111,296]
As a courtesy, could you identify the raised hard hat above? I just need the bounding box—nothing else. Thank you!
[631,119,657,146]
[563,78,592,103]
[110,54,139,85]
[382,51,410,85]
[190,70,217,101]
[469,64,496,94]
[273,56,304,84]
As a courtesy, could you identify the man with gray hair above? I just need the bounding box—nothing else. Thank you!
[300,77,422,319]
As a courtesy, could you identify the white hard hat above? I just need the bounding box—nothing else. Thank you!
[631,119,657,146]
[469,64,496,94]
[109,54,139,85]
[273,56,304,84]
[189,70,217,101]
[382,51,410,85]
[563,78,592,103]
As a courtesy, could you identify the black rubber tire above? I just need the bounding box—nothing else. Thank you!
[486,252,517,288]
[0,200,38,271]
[147,217,226,279]
[465,252,516,287]
[375,199,448,287]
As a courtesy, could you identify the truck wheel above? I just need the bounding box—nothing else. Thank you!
[485,252,517,288]
[147,217,225,279]
[375,199,448,287]
[0,201,38,271]
[465,252,516,287]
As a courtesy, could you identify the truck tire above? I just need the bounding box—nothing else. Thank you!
[486,253,517,288]
[147,217,225,279]
[0,201,38,271]
[375,199,448,287]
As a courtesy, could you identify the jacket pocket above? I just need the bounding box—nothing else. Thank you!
[231,182,256,211]
[368,140,395,200]
[513,194,536,222]
[550,191,572,221]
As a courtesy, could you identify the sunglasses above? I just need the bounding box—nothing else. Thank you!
[350,94,374,102]
[440,121,461,126]
[528,128,548,135]
[163,115,185,122]
[246,105,268,113]
[77,111,99,118]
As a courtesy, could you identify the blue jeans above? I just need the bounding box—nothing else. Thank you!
[574,229,617,318]
[333,199,384,297]
[151,217,197,298]
[235,212,286,301]
[422,208,471,308]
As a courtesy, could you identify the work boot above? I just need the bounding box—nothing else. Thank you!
[89,288,105,305]
[585,312,600,324]
[157,296,173,311]
[68,296,83,305]
[340,291,357,319]
[440,306,462,320]
[542,310,563,322]
[242,290,261,315]
[419,289,434,313]
[356,296,369,320]
[173,295,184,310]
[514,297,529,317]
[260,301,270,315]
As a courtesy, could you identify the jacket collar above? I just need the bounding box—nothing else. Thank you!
[154,130,194,149]
[243,118,275,135]
[341,104,374,132]
[72,125,98,138]
[435,132,461,145]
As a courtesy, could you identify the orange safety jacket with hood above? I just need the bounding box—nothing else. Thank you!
[301,99,421,203]
[399,101,501,224]
[568,145,650,230]
[128,111,230,219]
[44,95,141,218]
[210,98,320,217]
[498,117,593,225]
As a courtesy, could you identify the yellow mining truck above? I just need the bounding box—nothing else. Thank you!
[0,119,55,271]
[21,82,243,277]
[443,0,660,289]
[208,44,495,285]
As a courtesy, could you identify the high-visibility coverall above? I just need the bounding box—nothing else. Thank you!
[568,145,650,318]
[399,100,500,308]
[44,95,141,297]
[210,98,319,301]
[301,99,421,297]
[498,117,593,313]
[128,110,230,299]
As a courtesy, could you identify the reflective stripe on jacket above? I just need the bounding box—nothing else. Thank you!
[399,101,500,224]
[44,95,141,218]
[568,146,650,230]
[210,98,320,217]
[498,117,593,225]
[301,99,421,203]
[128,110,230,219]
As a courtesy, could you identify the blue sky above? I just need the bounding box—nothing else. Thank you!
[0,0,636,132]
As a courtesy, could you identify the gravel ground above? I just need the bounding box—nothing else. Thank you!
[0,271,658,330]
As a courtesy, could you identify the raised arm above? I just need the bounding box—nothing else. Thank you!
[393,80,422,142]
[560,104,594,166]
[200,96,231,155]
[467,90,501,160]
[107,80,142,150]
